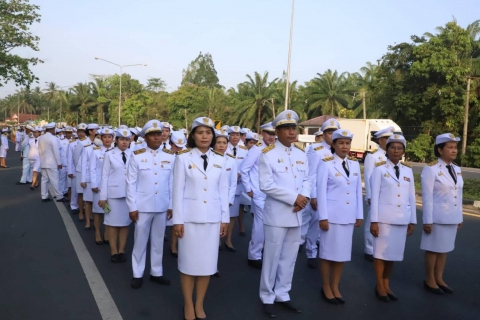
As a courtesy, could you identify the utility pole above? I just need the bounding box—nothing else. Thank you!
[284,0,295,111]
[185,108,188,129]
[271,98,276,118]
[362,91,366,120]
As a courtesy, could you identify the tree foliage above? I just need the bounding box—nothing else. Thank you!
[181,52,221,88]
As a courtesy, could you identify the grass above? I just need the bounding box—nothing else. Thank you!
[413,174,480,201]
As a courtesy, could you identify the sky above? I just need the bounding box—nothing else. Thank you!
[1,0,479,97]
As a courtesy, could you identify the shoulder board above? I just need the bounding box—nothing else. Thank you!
[162,148,174,155]
[322,156,334,162]
[177,148,191,155]
[136,141,143,144]
[256,142,263,147]
[314,145,324,151]
[69,140,76,143]
[348,156,358,162]
[375,161,386,167]
[84,144,92,148]
[262,144,275,154]
[79,138,86,141]
[133,148,146,155]
[294,144,305,152]
[401,161,411,168]
[428,160,438,167]
[227,153,235,159]
[239,145,248,150]
[371,149,378,154]
[93,146,101,150]
[452,162,459,167]
[212,150,224,157]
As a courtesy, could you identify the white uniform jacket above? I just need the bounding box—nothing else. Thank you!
[126,147,175,213]
[421,159,463,225]
[27,137,39,160]
[316,154,363,224]
[58,138,69,167]
[1,134,8,151]
[81,144,94,183]
[240,141,267,199]
[89,146,112,189]
[38,132,61,169]
[21,133,31,157]
[67,139,78,175]
[306,141,331,199]
[225,153,238,205]
[172,148,229,225]
[131,140,146,151]
[364,148,387,200]
[370,160,416,225]
[259,142,311,228]
[100,147,131,200]
[227,142,248,195]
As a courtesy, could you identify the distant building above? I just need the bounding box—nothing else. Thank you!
[5,113,39,124]
[298,115,338,134]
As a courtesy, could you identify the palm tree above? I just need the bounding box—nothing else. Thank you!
[71,83,97,122]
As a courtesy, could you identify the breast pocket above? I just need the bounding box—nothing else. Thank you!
[276,166,289,173]
[160,163,171,170]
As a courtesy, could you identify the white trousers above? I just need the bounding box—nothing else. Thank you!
[132,212,166,278]
[248,197,265,260]
[70,176,78,210]
[260,225,301,304]
[301,204,320,259]
[20,157,33,183]
[58,167,68,195]
[364,205,374,255]
[15,142,20,151]
[41,168,62,200]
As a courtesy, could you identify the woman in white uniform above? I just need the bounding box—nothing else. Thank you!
[90,128,114,244]
[28,128,42,189]
[370,134,416,302]
[173,117,229,320]
[98,129,132,263]
[420,133,463,295]
[316,129,363,305]
[0,128,9,168]
[214,129,238,251]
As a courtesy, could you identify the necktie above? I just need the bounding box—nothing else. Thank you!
[342,160,349,177]
[233,147,237,157]
[163,143,166,149]
[394,165,400,179]
[446,165,457,184]
[121,152,126,164]
[201,155,208,171]
[35,139,37,143]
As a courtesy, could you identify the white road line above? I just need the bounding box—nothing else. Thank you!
[415,201,479,218]
[54,201,123,320]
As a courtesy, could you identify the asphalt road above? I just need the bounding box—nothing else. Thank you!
[410,162,480,180]
[1,141,479,320]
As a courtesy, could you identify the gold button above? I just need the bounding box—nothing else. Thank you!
[155,173,157,175]
[347,192,350,195]
[204,188,207,191]
[291,164,294,167]
[294,175,297,178]
[297,188,299,190]
[347,202,349,204]
[155,192,157,194]
[204,200,207,203]
[398,204,401,207]
[204,177,207,180]
[161,165,163,168]
[154,163,157,165]
[398,194,401,197]
[455,204,457,206]
[155,182,157,185]
[347,182,350,185]
[398,184,400,187]
[455,196,457,198]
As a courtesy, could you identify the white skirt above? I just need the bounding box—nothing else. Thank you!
[239,192,251,206]
[373,223,407,261]
[178,222,220,276]
[319,223,354,262]
[82,183,93,202]
[104,198,131,227]
[420,224,458,253]
[92,191,104,214]
[75,172,84,193]
[229,195,241,217]
[0,145,7,158]
[29,157,40,171]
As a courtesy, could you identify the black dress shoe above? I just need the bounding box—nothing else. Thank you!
[307,258,317,269]
[224,242,236,252]
[298,244,303,252]
[150,275,171,285]
[170,248,178,258]
[84,226,91,230]
[56,198,68,202]
[387,293,398,301]
[248,259,262,270]
[437,284,453,294]
[263,304,276,318]
[375,287,390,302]
[335,297,346,304]
[30,186,34,190]
[275,301,301,313]
[213,271,221,277]
[63,193,69,198]
[111,254,119,263]
[41,198,52,202]
[95,240,103,245]
[364,253,374,262]
[15,181,27,185]
[424,281,444,294]
[321,288,339,305]
[239,231,246,237]
[131,277,143,289]
[103,239,109,244]
[71,209,79,215]
[119,253,127,262]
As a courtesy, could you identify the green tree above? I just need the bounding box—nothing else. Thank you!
[121,93,152,127]
[0,0,42,87]
[145,77,167,92]
[166,84,210,129]
[181,52,221,88]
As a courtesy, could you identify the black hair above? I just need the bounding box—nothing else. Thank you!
[330,139,337,154]
[246,139,257,145]
[434,142,446,158]
[85,128,97,137]
[115,136,131,148]
[187,126,216,149]
[130,131,138,142]
[385,142,405,159]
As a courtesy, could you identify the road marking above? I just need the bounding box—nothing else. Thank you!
[54,201,123,320]
[415,202,479,218]
[411,163,480,174]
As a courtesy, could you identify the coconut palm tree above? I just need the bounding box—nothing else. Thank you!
[71,83,97,122]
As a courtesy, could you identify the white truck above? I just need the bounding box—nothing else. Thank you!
[337,119,402,161]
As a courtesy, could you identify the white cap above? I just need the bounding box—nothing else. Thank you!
[129,127,139,136]
[45,122,56,129]
[386,134,407,148]
[77,123,87,130]
[171,130,187,148]
[272,110,299,128]
[240,127,251,134]
[215,129,229,139]
[141,120,163,136]
[64,126,73,132]
[100,128,115,135]
[374,126,395,139]
[227,126,241,134]
[115,128,132,138]
[180,128,188,135]
[161,122,171,130]
[313,130,323,136]
[332,129,354,140]
[246,132,259,140]
[220,125,229,131]
[25,125,35,131]
[35,126,43,132]
[191,117,214,130]
[321,119,340,132]
[87,123,99,130]
[435,133,460,145]
[1,128,8,133]
[260,122,275,133]
[118,125,129,130]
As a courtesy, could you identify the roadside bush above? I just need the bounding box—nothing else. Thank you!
[406,134,434,163]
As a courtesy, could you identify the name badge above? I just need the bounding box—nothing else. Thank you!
[404,176,410,182]
[214,164,222,169]
[296,161,304,164]
[438,172,444,176]
[161,161,170,164]
[237,157,244,160]
[384,173,390,178]
[278,158,284,163]
[141,159,148,163]
[457,172,462,176]
[226,168,231,171]
[335,172,341,177]
[353,173,358,176]
[188,164,196,169]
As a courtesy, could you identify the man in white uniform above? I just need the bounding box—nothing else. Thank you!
[160,122,172,150]
[127,120,175,289]
[240,122,276,269]
[16,125,34,185]
[67,124,84,215]
[58,127,72,197]
[38,122,67,202]
[363,126,395,261]
[259,110,311,317]
[15,127,23,152]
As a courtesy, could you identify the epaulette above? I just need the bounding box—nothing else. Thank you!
[226,153,235,159]
[133,148,146,155]
[239,145,248,150]
[84,144,92,148]
[371,149,378,154]
[177,148,191,155]
[375,161,386,167]
[93,146,101,150]
[162,148,174,155]
[428,160,438,167]
[69,139,76,143]
[294,144,305,152]
[212,150,224,157]
[314,145,324,151]
[348,156,358,162]
[401,161,411,168]
[256,142,263,147]
[452,162,459,167]
[136,141,143,144]
[322,156,334,162]
[79,138,86,141]
[262,144,275,154]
